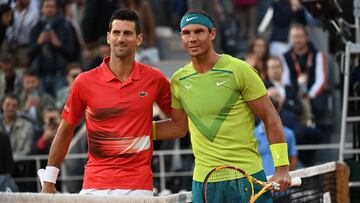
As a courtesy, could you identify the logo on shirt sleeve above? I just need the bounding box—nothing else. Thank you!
[139,91,148,97]
[64,105,70,112]
[184,84,192,90]
[216,80,228,86]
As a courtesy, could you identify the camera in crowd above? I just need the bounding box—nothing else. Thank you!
[48,117,57,126]
[43,23,52,32]
[46,114,59,129]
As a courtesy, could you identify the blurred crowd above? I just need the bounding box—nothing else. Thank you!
[0,0,341,194]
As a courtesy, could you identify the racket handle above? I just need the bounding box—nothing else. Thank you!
[267,176,302,187]
[291,177,302,186]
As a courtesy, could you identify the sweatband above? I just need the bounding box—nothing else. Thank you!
[37,166,60,186]
[152,121,157,140]
[180,13,213,30]
[270,143,290,167]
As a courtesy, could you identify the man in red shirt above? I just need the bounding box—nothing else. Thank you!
[39,9,171,196]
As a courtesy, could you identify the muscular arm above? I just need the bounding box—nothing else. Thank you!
[41,120,75,193]
[47,120,75,167]
[247,95,285,144]
[155,108,188,140]
[289,156,297,171]
[247,95,291,191]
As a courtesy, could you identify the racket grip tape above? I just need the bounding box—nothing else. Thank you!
[291,177,302,186]
[267,176,302,187]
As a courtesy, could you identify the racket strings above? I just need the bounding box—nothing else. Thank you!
[207,167,244,182]
[205,167,253,202]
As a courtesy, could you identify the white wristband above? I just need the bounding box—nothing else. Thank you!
[38,166,60,185]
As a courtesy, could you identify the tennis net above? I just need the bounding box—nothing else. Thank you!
[0,162,349,203]
[273,161,349,203]
[0,191,192,203]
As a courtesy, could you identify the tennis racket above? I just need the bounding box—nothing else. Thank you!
[202,166,301,203]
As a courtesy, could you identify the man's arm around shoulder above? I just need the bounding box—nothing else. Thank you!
[155,108,188,140]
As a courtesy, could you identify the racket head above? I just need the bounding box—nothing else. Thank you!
[202,166,258,203]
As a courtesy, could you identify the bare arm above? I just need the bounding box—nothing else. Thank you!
[247,95,291,191]
[41,120,75,193]
[155,108,188,140]
[289,156,297,171]
[247,95,285,144]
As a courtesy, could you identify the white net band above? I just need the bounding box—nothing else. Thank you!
[0,191,192,203]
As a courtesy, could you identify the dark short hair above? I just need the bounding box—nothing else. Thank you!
[23,68,38,78]
[0,4,13,25]
[108,9,142,35]
[44,106,60,113]
[183,9,215,27]
[290,23,308,36]
[248,36,268,54]
[41,0,60,13]
[267,56,283,66]
[66,62,82,73]
[0,54,14,64]
[1,93,20,106]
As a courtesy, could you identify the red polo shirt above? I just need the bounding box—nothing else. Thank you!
[62,57,171,190]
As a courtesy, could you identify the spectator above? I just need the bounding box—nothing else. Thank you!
[33,108,60,154]
[256,0,272,26]
[169,0,188,31]
[0,131,18,192]
[265,56,302,116]
[122,0,160,65]
[233,0,257,40]
[255,87,298,176]
[282,24,328,124]
[0,131,15,175]
[81,0,120,46]
[0,54,23,99]
[0,93,38,192]
[121,0,155,48]
[19,69,55,125]
[64,0,85,61]
[0,4,13,48]
[0,94,34,156]
[0,0,12,5]
[96,36,110,61]
[255,123,297,175]
[5,0,38,69]
[55,62,82,110]
[245,36,270,80]
[83,36,109,71]
[65,0,85,26]
[5,0,39,53]
[269,0,306,57]
[28,0,77,96]
[270,86,323,166]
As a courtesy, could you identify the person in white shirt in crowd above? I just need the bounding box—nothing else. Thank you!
[282,24,328,125]
[5,0,39,52]
[264,56,303,116]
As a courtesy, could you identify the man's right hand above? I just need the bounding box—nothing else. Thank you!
[41,182,57,193]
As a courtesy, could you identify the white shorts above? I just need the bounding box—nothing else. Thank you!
[79,188,153,196]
